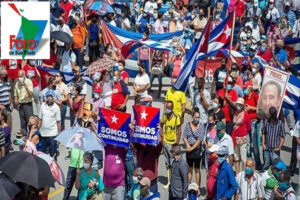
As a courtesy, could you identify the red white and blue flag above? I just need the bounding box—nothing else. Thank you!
[97,108,131,148]
[174,13,234,91]
[132,105,160,146]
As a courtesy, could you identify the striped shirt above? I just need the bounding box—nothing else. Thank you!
[183,122,205,145]
[0,81,11,106]
[0,131,5,147]
[286,10,297,30]
[262,119,286,149]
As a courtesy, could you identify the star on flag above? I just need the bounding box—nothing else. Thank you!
[141,110,148,120]
[111,114,118,124]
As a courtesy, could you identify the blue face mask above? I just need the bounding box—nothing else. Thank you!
[218,156,226,163]
[285,6,290,12]
[243,89,249,96]
[16,138,24,146]
[166,108,172,114]
[227,85,232,90]
[260,46,266,52]
[278,182,289,192]
[188,193,197,200]
[245,167,253,176]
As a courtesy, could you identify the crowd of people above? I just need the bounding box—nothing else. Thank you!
[0,0,300,199]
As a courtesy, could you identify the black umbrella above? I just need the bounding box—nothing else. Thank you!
[0,176,20,200]
[0,151,55,189]
[51,30,74,43]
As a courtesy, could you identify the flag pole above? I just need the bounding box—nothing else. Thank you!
[227,6,236,72]
[203,16,212,80]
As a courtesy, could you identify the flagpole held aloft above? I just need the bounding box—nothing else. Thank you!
[227,6,236,72]
[203,17,212,81]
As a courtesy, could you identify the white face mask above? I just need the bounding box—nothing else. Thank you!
[94,93,100,99]
[18,77,24,82]
[269,4,274,9]
[252,68,257,74]
[83,162,91,169]
[132,176,138,184]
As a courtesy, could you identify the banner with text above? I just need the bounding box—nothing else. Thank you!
[132,105,160,146]
[98,108,131,148]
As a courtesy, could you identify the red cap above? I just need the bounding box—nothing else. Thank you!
[243,81,253,88]
[93,83,102,94]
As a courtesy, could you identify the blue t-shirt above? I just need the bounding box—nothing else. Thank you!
[89,23,99,41]
[78,169,104,200]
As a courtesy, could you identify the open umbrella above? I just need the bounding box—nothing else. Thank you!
[84,58,115,75]
[88,1,115,15]
[55,127,104,151]
[33,151,65,186]
[51,31,74,43]
[0,176,20,200]
[0,151,55,189]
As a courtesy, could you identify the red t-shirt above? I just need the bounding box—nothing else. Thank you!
[232,111,251,138]
[218,89,238,122]
[23,64,39,88]
[244,92,259,120]
[60,2,73,23]
[257,49,272,62]
[1,59,22,79]
[121,71,129,81]
[111,82,126,110]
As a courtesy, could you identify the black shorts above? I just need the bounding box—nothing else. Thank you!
[186,153,201,169]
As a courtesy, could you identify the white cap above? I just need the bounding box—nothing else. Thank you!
[188,182,198,191]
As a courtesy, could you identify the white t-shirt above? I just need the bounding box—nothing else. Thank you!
[121,18,131,30]
[144,1,157,14]
[61,50,76,73]
[245,22,261,42]
[134,73,150,98]
[266,7,280,23]
[39,103,61,137]
[54,24,73,47]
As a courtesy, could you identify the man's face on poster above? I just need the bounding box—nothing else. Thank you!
[261,83,280,116]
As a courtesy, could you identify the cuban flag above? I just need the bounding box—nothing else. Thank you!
[283,74,300,110]
[101,22,183,77]
[121,39,173,59]
[36,66,92,89]
[285,37,300,74]
[174,13,234,91]
[132,105,160,146]
[97,108,131,148]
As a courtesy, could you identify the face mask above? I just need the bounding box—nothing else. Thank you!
[236,105,242,111]
[146,102,151,106]
[253,21,257,27]
[16,138,24,146]
[269,4,274,9]
[245,167,253,176]
[153,13,158,19]
[217,131,224,139]
[193,117,200,124]
[260,46,266,52]
[165,108,172,114]
[83,162,91,169]
[215,15,219,20]
[143,13,147,17]
[30,61,35,66]
[209,154,218,161]
[112,76,118,82]
[94,93,100,99]
[191,14,195,19]
[86,188,94,196]
[218,156,226,163]
[132,176,138,184]
[279,182,289,192]
[227,85,232,91]
[188,193,197,200]
[18,77,24,82]
[252,67,258,74]
[246,33,251,38]
[285,6,290,12]
[207,122,214,129]
[211,102,218,109]
[274,171,281,178]
[243,89,249,96]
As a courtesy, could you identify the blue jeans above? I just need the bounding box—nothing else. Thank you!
[150,179,158,194]
[263,149,280,170]
[63,166,77,200]
[70,108,75,127]
[248,120,262,168]
[74,48,84,69]
[125,158,135,199]
[61,103,67,131]
[41,136,57,158]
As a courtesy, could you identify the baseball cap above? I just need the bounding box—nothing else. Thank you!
[45,90,56,98]
[236,98,244,105]
[73,66,80,72]
[272,158,287,170]
[208,145,219,153]
[243,81,253,89]
[143,95,153,103]
[188,183,198,191]
[269,0,274,4]
[216,121,225,131]
[218,146,229,156]
[139,177,151,187]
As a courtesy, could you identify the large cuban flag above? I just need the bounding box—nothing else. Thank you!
[97,108,131,148]
[283,74,300,110]
[132,105,160,146]
[285,37,300,74]
[174,13,234,91]
[101,22,183,77]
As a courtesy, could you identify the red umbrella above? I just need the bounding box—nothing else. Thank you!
[84,57,115,75]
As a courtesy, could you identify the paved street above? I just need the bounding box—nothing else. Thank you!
[9,77,300,199]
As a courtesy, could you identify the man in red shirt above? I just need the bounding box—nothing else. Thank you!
[217,76,238,136]
[23,59,41,114]
[243,80,262,169]
[257,40,272,62]
[60,0,73,23]
[111,71,130,112]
